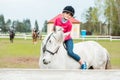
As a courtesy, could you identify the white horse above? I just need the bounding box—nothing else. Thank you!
[39,27,111,69]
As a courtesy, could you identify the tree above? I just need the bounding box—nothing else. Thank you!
[0,15,6,33]
[6,19,12,31]
[0,15,33,33]
[23,19,31,32]
[42,20,47,33]
[82,7,99,34]
[13,19,31,33]
[34,20,39,31]
[11,21,17,31]
[83,0,120,35]
[15,20,26,32]
[104,0,120,35]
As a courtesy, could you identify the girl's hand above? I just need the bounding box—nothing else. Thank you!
[64,32,70,37]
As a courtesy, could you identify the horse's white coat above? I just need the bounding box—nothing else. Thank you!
[39,27,111,69]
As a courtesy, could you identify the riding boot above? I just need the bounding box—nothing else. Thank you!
[80,62,87,70]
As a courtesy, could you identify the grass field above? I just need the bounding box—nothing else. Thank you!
[0,38,120,69]
[0,38,41,68]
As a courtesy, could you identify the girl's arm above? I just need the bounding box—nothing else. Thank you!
[64,32,71,37]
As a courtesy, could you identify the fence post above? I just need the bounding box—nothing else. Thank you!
[24,33,27,40]
[110,36,112,41]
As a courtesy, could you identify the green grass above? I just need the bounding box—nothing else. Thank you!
[0,38,41,57]
[0,38,41,68]
[97,40,120,68]
[0,38,120,68]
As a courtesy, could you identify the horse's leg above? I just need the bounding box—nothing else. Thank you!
[105,59,111,69]
[10,36,13,43]
[33,38,37,44]
[33,38,35,44]
[11,39,13,43]
[105,52,111,69]
[34,36,37,44]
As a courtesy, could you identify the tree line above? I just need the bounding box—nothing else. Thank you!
[41,0,120,36]
[81,0,120,36]
[0,15,39,33]
[1,0,120,36]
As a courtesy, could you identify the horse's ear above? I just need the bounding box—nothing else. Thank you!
[57,30,64,43]
[53,26,56,32]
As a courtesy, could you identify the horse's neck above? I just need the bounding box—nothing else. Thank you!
[33,32,37,37]
[53,43,67,66]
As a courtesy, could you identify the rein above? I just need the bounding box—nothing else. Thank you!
[43,33,60,55]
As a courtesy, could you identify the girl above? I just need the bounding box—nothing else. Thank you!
[53,6,87,69]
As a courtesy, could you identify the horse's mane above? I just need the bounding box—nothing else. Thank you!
[42,32,53,45]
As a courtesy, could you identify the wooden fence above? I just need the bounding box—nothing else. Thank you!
[0,33,120,41]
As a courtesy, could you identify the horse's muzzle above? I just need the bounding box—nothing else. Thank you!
[43,59,50,65]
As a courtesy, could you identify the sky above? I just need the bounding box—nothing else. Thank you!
[0,0,95,30]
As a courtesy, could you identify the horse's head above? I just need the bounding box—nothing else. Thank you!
[42,26,64,65]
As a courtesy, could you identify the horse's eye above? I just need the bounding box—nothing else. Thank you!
[49,40,51,43]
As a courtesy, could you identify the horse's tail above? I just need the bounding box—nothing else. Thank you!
[105,49,111,69]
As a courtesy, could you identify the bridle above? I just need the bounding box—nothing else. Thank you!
[42,33,60,55]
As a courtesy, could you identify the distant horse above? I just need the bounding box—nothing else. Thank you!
[32,30,38,44]
[39,26,111,69]
[9,31,15,43]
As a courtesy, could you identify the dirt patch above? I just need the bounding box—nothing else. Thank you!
[0,56,119,69]
[0,57,39,68]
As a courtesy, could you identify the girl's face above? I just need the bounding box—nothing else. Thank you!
[62,12,72,20]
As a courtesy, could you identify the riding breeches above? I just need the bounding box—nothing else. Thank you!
[64,39,81,62]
